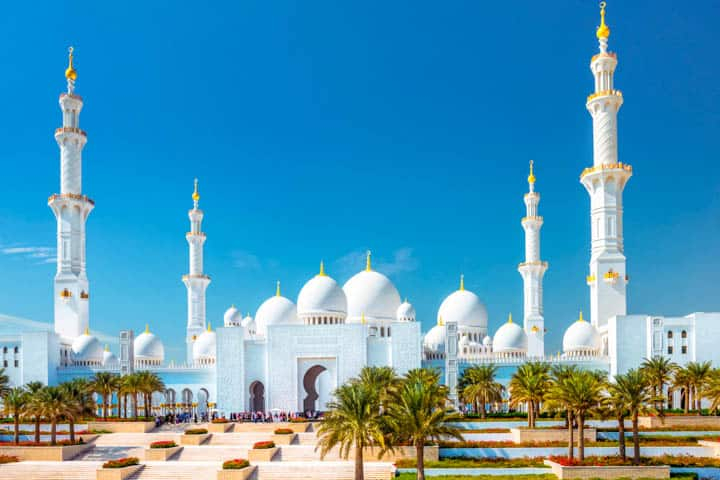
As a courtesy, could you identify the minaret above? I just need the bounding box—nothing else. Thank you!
[183,179,211,363]
[581,2,631,329]
[49,47,94,340]
[518,160,547,358]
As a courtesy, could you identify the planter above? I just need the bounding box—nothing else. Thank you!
[181,433,211,446]
[271,433,297,445]
[0,442,93,461]
[232,422,310,433]
[208,423,233,433]
[511,428,596,444]
[217,466,257,480]
[87,421,156,433]
[144,445,183,461]
[97,465,144,480]
[544,459,670,479]
[362,445,439,462]
[639,416,720,429]
[248,447,278,462]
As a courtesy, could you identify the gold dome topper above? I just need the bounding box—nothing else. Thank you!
[528,160,536,184]
[192,178,200,203]
[65,46,77,81]
[596,2,610,40]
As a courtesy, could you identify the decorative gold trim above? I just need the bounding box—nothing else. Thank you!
[580,162,632,179]
[59,288,72,298]
[587,89,622,102]
[48,193,95,206]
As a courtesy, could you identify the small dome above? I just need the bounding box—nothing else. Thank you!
[343,268,401,323]
[102,346,118,367]
[423,323,446,353]
[72,331,103,364]
[134,326,165,362]
[241,313,254,328]
[482,335,493,346]
[297,269,347,318]
[224,305,242,327]
[396,300,416,322]
[437,281,488,330]
[193,326,217,362]
[493,316,528,353]
[255,286,299,336]
[563,313,601,354]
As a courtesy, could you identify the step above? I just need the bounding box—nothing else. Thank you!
[129,461,220,480]
[0,460,99,480]
[255,461,392,480]
[174,446,250,461]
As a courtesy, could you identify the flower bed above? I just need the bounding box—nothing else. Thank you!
[395,457,547,469]
[289,418,308,423]
[0,454,19,464]
[544,457,670,479]
[212,418,229,424]
[253,441,275,449]
[185,428,208,435]
[87,421,156,433]
[223,459,250,470]
[149,441,177,449]
[273,428,293,435]
[103,457,139,469]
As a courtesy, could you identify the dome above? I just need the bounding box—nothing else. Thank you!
[224,305,242,327]
[134,325,165,363]
[297,267,347,317]
[343,258,401,323]
[193,326,217,362]
[72,331,103,364]
[423,323,446,353]
[482,335,492,346]
[396,300,416,322]
[437,278,488,330]
[255,284,299,336]
[102,346,118,367]
[492,315,528,353]
[241,313,254,328]
[563,313,601,354]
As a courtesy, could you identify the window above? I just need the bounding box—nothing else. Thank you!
[2,360,6,367]
[13,346,18,354]
[681,330,687,339]
[2,347,6,354]
[13,360,18,367]
[667,331,673,339]
[387,327,391,337]
[682,345,688,354]
[380,327,385,337]
[668,345,673,355]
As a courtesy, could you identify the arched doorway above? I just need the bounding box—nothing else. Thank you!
[303,365,328,412]
[249,381,265,412]
[181,388,193,414]
[197,388,209,419]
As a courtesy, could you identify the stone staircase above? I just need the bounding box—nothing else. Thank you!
[94,433,180,446]
[207,433,274,445]
[128,462,222,480]
[276,446,342,462]
[0,460,99,480]
[74,445,145,461]
[174,446,250,461]
[256,461,392,479]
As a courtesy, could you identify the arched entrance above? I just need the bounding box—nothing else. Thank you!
[249,381,265,412]
[303,365,328,412]
[197,388,209,418]
[181,388,193,414]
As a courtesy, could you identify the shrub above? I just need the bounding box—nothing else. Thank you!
[223,459,250,470]
[102,457,140,469]
[212,417,229,424]
[0,455,19,464]
[0,439,84,447]
[90,429,113,434]
[149,440,177,449]
[274,428,293,435]
[289,417,308,423]
[184,428,208,435]
[252,441,275,449]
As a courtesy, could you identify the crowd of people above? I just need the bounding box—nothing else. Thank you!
[157,409,323,426]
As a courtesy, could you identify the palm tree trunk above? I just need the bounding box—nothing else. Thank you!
[632,414,640,465]
[34,417,40,443]
[416,441,425,480]
[567,410,574,459]
[51,419,57,446]
[617,414,626,461]
[577,412,585,461]
[684,386,690,414]
[480,394,486,419]
[103,393,108,421]
[659,382,665,415]
[527,401,533,428]
[133,394,138,420]
[13,415,19,445]
[145,393,151,419]
[354,444,364,480]
[69,418,75,443]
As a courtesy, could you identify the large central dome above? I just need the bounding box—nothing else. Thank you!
[298,265,347,317]
[343,254,401,323]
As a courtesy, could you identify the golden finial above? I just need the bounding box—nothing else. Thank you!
[438,316,445,326]
[596,2,610,40]
[145,323,150,333]
[104,344,110,352]
[318,260,327,277]
[528,160,536,184]
[577,311,585,322]
[508,312,513,324]
[459,274,465,291]
[192,178,200,204]
[207,322,212,332]
[84,326,89,335]
[531,325,539,333]
[361,312,366,324]
[65,46,77,81]
[276,280,281,297]
[365,250,372,272]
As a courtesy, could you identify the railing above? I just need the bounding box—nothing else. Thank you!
[586,89,623,102]
[580,162,632,179]
[48,193,95,206]
[55,127,87,137]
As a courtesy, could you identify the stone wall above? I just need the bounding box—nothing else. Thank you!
[511,427,596,444]
[544,459,669,479]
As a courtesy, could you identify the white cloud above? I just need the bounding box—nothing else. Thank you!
[232,250,262,270]
[0,245,56,265]
[332,247,419,279]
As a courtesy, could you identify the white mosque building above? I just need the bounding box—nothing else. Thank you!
[1,4,719,414]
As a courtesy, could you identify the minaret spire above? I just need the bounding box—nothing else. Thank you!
[183,177,211,362]
[50,47,93,340]
[582,1,630,329]
[518,160,547,358]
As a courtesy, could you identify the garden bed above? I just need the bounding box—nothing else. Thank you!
[639,416,720,429]
[208,421,233,433]
[217,459,256,480]
[97,457,144,480]
[144,441,182,461]
[0,440,93,461]
[248,442,278,462]
[180,432,211,446]
[511,427,596,444]
[271,432,297,445]
[87,421,156,433]
[544,457,670,479]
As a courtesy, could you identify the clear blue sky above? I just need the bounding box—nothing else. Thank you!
[0,0,718,361]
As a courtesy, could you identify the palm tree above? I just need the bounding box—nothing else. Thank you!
[703,368,720,414]
[3,387,28,445]
[353,366,399,407]
[316,382,386,480]
[686,361,712,414]
[61,379,95,442]
[612,369,653,464]
[460,365,504,418]
[25,382,45,443]
[137,371,165,419]
[37,386,70,446]
[122,373,143,420]
[641,356,677,415]
[384,370,463,480]
[545,366,578,459]
[509,362,550,428]
[564,370,606,461]
[673,367,693,414]
[606,381,629,461]
[0,368,10,397]
[91,372,120,421]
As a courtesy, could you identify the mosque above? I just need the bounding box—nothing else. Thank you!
[1,4,718,415]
